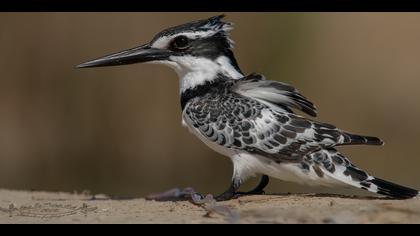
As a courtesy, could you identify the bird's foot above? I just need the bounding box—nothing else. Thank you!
[215,189,266,202]
[236,189,265,196]
[215,175,270,201]
[214,190,265,202]
[214,191,238,202]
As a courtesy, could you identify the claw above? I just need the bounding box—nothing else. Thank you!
[236,190,265,196]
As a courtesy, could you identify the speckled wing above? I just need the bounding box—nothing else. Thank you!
[232,73,318,117]
[183,90,380,163]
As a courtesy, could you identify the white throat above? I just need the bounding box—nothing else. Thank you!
[154,55,243,93]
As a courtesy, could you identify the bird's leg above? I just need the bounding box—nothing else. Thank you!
[237,175,270,195]
[215,179,241,201]
[147,175,269,202]
[215,175,270,201]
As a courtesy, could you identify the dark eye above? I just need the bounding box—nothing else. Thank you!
[171,36,190,50]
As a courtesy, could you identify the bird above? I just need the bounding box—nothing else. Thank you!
[77,15,419,201]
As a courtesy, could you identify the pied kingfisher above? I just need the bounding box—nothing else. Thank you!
[77,15,418,201]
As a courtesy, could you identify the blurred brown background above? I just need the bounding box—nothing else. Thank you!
[0,13,419,197]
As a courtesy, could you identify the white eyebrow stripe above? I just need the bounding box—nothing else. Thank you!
[151,30,217,49]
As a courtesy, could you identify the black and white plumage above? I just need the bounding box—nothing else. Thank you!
[184,73,383,159]
[77,15,419,200]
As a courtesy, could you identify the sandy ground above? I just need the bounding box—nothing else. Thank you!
[1,189,420,224]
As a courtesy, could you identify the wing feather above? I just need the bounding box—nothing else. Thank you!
[232,73,317,117]
[184,91,347,162]
[183,75,382,163]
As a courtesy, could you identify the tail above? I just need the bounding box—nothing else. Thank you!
[341,133,384,146]
[310,148,418,199]
[364,177,419,199]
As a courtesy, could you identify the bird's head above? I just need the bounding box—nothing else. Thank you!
[77,15,244,92]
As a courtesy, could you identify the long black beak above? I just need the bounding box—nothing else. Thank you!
[76,43,172,69]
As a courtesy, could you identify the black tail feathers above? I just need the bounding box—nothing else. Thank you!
[320,148,416,199]
[367,178,418,199]
[343,133,384,146]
